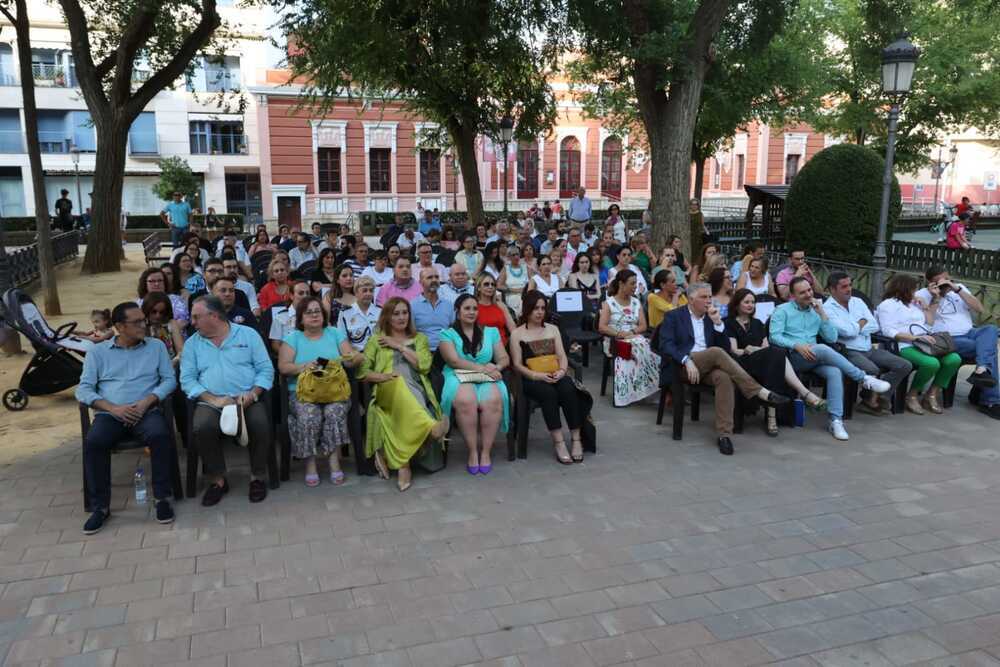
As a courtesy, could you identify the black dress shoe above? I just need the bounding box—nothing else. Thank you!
[248,479,267,503]
[763,391,791,406]
[201,479,229,507]
[717,437,734,456]
[979,404,1000,421]
[968,370,997,389]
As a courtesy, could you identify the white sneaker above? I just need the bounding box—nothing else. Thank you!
[829,419,849,441]
[861,375,891,394]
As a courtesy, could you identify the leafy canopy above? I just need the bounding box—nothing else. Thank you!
[152,157,200,202]
[799,0,1000,172]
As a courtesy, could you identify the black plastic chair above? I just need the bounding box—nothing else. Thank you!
[509,361,591,460]
[79,398,184,511]
[184,391,281,498]
[553,288,601,368]
[293,260,317,281]
[275,366,374,480]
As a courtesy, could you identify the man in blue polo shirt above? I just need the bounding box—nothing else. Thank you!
[76,301,177,534]
[160,192,192,247]
[181,296,274,506]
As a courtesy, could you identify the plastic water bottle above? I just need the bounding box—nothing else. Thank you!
[134,463,148,505]
[793,398,805,427]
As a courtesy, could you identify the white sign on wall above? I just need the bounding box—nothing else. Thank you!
[985,172,998,191]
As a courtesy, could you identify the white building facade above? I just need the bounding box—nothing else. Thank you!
[0,1,270,220]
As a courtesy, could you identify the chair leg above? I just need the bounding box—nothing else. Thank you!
[267,441,280,490]
[892,374,909,415]
[170,447,184,503]
[691,392,701,422]
[516,403,529,460]
[280,428,291,482]
[82,457,92,512]
[844,379,857,420]
[672,384,684,441]
[656,388,667,425]
[734,395,744,434]
[600,355,610,396]
[185,443,199,498]
[582,341,591,367]
[944,373,958,408]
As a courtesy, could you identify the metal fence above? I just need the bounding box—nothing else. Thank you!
[0,231,80,292]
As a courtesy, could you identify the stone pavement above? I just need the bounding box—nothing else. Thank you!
[4,360,1000,667]
[4,251,1000,666]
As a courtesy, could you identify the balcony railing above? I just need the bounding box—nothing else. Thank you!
[37,130,70,153]
[0,130,24,153]
[32,63,68,86]
[191,133,249,155]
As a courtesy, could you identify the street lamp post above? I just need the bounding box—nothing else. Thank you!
[69,143,82,229]
[872,35,920,302]
[500,116,514,216]
[931,144,958,215]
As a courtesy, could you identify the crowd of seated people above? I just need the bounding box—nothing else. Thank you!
[74,213,1000,534]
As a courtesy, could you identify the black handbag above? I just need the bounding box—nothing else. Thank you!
[909,324,956,357]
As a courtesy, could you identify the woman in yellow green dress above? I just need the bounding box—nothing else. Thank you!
[358,297,449,491]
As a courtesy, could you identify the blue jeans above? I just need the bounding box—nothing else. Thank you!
[170,225,186,247]
[789,344,865,420]
[953,325,999,406]
[83,408,175,510]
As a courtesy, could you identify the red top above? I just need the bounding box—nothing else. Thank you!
[476,302,509,346]
[258,281,292,311]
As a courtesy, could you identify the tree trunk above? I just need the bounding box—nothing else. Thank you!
[647,85,704,259]
[82,119,129,273]
[449,118,484,229]
[693,157,705,203]
[10,0,61,314]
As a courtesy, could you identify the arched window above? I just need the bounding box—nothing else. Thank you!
[601,137,622,200]
[559,136,581,198]
[516,140,538,199]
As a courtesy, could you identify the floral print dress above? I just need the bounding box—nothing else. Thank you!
[604,296,661,407]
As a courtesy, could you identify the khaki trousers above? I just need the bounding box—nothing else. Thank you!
[688,348,763,435]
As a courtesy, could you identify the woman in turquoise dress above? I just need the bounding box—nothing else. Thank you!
[438,294,510,475]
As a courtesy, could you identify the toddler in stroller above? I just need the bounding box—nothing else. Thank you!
[1,288,94,411]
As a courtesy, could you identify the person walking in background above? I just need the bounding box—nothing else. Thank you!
[160,191,192,247]
[567,187,592,225]
[55,188,74,232]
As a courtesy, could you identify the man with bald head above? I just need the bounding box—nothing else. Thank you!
[440,263,475,303]
[411,266,454,354]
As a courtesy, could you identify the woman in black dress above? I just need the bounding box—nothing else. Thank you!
[724,289,826,436]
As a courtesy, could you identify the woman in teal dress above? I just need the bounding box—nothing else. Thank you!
[438,294,510,476]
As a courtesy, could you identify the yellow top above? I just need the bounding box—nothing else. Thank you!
[648,293,688,328]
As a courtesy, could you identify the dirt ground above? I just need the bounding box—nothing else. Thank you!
[0,248,148,465]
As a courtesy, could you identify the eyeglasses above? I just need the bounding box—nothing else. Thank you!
[480,282,495,287]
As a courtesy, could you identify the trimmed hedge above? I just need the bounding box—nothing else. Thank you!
[1,213,244,232]
[784,144,901,264]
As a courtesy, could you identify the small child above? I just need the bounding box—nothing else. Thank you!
[81,309,114,342]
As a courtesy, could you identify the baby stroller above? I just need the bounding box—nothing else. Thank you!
[1,288,93,411]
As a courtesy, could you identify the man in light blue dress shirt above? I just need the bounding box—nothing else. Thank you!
[770,276,891,441]
[823,272,911,415]
[76,302,177,534]
[181,296,274,506]
[567,187,592,224]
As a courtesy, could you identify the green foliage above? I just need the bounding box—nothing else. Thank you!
[276,0,562,171]
[798,0,1000,172]
[152,157,200,203]
[784,143,901,264]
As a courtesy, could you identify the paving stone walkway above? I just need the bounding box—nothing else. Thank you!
[4,360,1000,667]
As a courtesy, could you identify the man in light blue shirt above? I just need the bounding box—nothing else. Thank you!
[76,302,177,534]
[181,295,274,506]
[824,272,911,415]
[770,276,890,441]
[567,187,592,223]
[418,209,442,236]
[160,192,192,247]
[411,267,455,352]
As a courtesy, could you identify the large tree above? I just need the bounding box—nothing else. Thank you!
[276,0,562,229]
[568,0,795,253]
[801,0,1000,172]
[58,0,225,273]
[1,0,61,314]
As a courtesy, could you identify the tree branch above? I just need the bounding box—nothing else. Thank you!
[110,0,159,105]
[128,0,220,114]
[58,0,110,113]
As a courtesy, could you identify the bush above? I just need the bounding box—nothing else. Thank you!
[1,213,244,233]
[784,144,901,264]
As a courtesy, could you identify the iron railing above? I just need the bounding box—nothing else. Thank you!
[0,231,80,292]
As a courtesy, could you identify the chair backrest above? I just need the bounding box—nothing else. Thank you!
[251,251,274,277]
[294,260,317,279]
[552,288,585,328]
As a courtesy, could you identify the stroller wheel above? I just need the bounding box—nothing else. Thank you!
[3,389,28,411]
